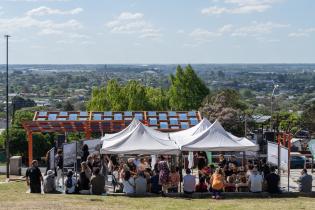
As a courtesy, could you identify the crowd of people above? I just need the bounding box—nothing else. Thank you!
[25,146,313,198]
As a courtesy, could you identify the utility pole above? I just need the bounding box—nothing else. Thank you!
[5,35,10,179]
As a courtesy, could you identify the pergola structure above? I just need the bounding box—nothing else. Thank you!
[23,111,202,165]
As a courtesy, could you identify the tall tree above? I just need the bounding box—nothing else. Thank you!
[87,87,110,111]
[169,65,209,110]
[124,80,148,110]
[106,80,127,111]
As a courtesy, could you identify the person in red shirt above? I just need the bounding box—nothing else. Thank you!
[195,176,208,193]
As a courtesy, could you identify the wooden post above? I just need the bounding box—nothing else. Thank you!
[27,131,33,167]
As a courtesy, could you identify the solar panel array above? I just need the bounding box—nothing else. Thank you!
[24,111,202,133]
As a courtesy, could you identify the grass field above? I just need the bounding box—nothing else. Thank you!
[0,176,314,210]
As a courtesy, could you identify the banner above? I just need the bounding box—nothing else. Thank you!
[63,142,77,167]
[188,152,194,168]
[267,142,279,166]
[82,139,102,153]
[308,140,315,158]
[49,148,55,170]
[280,146,289,171]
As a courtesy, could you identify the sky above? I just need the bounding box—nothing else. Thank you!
[0,0,314,64]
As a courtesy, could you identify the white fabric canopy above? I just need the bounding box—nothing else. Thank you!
[100,119,180,155]
[177,120,258,152]
[169,118,212,146]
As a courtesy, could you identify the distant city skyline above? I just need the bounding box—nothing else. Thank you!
[0,0,314,64]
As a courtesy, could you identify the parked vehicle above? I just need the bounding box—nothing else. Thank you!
[290,156,305,169]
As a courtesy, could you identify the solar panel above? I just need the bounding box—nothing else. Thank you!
[80,111,88,116]
[104,111,112,116]
[69,114,77,120]
[160,122,168,129]
[168,111,176,116]
[48,114,57,120]
[170,118,178,125]
[181,122,189,129]
[188,111,196,116]
[190,118,198,125]
[79,117,87,121]
[171,126,180,129]
[59,112,68,116]
[124,111,132,116]
[57,118,67,121]
[124,117,133,121]
[38,111,47,117]
[149,118,157,125]
[103,117,112,121]
[148,111,156,116]
[114,113,123,120]
[159,113,167,120]
[93,114,102,120]
[134,113,143,120]
[179,113,187,120]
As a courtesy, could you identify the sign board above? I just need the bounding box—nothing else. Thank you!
[280,146,289,171]
[308,140,315,158]
[63,142,77,167]
[267,142,278,166]
[82,139,101,153]
[49,148,55,171]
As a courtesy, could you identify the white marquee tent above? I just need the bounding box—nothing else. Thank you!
[100,119,180,155]
[175,120,258,152]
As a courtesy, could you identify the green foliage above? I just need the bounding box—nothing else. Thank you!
[169,65,209,110]
[301,101,315,134]
[146,87,169,110]
[124,80,148,110]
[87,87,110,111]
[277,111,301,133]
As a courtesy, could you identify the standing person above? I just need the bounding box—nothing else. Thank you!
[248,167,263,193]
[218,154,227,168]
[26,160,43,194]
[158,156,170,194]
[297,169,313,193]
[210,168,225,199]
[90,168,106,195]
[150,169,162,194]
[86,155,93,171]
[265,166,281,194]
[183,168,196,194]
[43,170,56,193]
[45,150,50,175]
[81,144,89,163]
[55,149,63,188]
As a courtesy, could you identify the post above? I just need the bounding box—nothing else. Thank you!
[5,35,10,178]
[287,134,291,192]
[277,134,281,177]
[27,132,33,167]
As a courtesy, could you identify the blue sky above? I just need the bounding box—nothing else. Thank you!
[0,0,314,64]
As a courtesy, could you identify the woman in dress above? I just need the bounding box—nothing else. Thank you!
[158,155,170,194]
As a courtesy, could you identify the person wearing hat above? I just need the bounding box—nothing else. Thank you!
[26,160,43,193]
[43,170,56,193]
[64,171,77,194]
[248,166,263,193]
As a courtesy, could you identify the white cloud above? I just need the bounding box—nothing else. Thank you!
[202,0,281,15]
[26,7,83,16]
[288,27,315,38]
[190,28,221,42]
[106,12,162,40]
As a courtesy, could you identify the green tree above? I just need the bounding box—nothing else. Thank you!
[301,101,315,134]
[87,87,110,111]
[169,65,209,110]
[146,87,169,110]
[106,80,127,111]
[124,80,148,110]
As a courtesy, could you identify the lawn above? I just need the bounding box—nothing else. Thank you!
[0,176,314,210]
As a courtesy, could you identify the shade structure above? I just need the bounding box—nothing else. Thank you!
[169,118,212,146]
[177,120,258,152]
[100,119,180,155]
[101,118,140,141]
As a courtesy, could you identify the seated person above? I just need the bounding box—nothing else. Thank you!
[183,168,196,194]
[43,170,56,193]
[123,170,135,194]
[224,164,233,177]
[150,170,162,194]
[90,167,105,195]
[168,166,180,193]
[224,176,236,192]
[77,162,91,194]
[297,169,313,193]
[236,176,249,192]
[265,166,281,194]
[195,176,208,193]
[248,167,263,193]
[64,171,77,194]
[135,171,147,194]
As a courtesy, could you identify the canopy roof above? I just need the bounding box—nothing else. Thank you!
[100,119,179,155]
[177,120,258,152]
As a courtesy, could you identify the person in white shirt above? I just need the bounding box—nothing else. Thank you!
[248,167,263,193]
[123,171,135,194]
[64,171,77,194]
[183,168,196,194]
